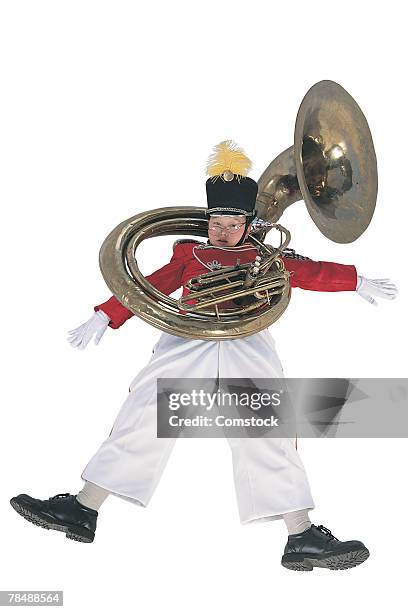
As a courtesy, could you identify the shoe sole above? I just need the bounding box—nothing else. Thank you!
[10,498,95,543]
[281,546,369,571]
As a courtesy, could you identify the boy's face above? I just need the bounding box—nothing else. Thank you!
[208,214,249,247]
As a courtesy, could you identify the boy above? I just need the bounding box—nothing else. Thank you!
[10,141,397,571]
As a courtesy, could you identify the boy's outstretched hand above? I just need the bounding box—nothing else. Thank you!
[356,275,398,306]
[67,310,110,349]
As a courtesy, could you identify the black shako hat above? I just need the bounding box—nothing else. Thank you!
[205,140,258,246]
[205,174,258,217]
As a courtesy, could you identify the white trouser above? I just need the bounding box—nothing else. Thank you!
[81,329,315,524]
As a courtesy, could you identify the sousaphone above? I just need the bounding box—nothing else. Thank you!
[99,80,377,340]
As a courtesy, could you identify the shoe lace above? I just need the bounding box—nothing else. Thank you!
[315,524,339,541]
[49,493,71,501]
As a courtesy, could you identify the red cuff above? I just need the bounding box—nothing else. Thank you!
[94,295,134,329]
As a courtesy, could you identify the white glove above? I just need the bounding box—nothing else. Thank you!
[67,310,111,350]
[356,275,398,306]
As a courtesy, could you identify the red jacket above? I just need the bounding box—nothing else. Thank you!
[94,241,358,329]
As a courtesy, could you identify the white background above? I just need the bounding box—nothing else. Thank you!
[1,1,407,609]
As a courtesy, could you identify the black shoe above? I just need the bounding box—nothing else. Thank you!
[10,492,98,543]
[281,524,369,571]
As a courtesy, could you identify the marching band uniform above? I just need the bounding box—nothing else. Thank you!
[78,241,356,524]
[11,141,397,571]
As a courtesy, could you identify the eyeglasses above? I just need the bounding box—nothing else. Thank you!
[208,223,245,235]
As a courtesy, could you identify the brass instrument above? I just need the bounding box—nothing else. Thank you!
[99,80,377,340]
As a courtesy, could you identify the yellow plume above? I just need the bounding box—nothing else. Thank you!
[206,140,252,179]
